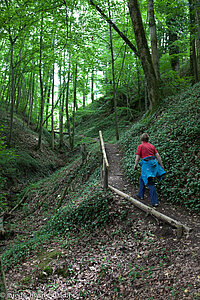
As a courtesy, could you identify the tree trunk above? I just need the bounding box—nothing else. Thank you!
[59,84,65,148]
[108,0,119,141]
[28,70,35,127]
[128,0,160,110]
[15,75,22,113]
[38,14,45,149]
[65,59,73,150]
[147,0,160,81]
[136,57,142,111]
[83,81,86,108]
[71,63,78,149]
[195,0,200,74]
[91,68,94,103]
[51,64,55,150]
[45,75,51,128]
[189,0,199,83]
[8,39,15,146]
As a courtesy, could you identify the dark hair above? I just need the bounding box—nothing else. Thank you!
[140,133,149,142]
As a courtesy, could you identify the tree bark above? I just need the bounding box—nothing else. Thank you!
[91,68,94,103]
[8,38,15,146]
[167,21,180,73]
[59,76,65,148]
[128,0,160,110]
[45,75,51,128]
[147,0,160,81]
[38,14,45,149]
[66,64,73,150]
[108,0,119,141]
[83,80,86,107]
[195,0,200,73]
[51,64,55,150]
[72,63,78,150]
[189,0,199,83]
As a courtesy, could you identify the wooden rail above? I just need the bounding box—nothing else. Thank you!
[99,130,109,189]
[109,185,192,237]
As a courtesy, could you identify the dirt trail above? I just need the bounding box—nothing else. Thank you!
[105,143,200,244]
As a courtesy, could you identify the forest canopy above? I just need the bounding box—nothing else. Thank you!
[0,0,199,147]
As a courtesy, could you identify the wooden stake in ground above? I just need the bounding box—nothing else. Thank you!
[0,257,7,300]
[99,131,109,189]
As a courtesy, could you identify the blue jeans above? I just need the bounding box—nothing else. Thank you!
[138,176,158,205]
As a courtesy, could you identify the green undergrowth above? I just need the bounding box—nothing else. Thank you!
[2,185,112,271]
[75,98,135,143]
[46,186,112,234]
[2,148,113,270]
[121,82,200,210]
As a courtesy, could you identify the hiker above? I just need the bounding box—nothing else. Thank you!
[134,133,166,207]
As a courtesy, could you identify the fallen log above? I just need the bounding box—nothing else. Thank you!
[8,189,29,216]
[109,185,192,236]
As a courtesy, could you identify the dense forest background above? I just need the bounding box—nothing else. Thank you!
[1,0,199,145]
[0,0,200,298]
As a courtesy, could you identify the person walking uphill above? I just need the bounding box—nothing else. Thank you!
[134,133,166,207]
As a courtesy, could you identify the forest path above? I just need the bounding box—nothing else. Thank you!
[105,143,200,244]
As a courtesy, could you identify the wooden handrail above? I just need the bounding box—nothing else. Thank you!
[109,185,192,237]
[99,131,109,189]
[99,131,109,168]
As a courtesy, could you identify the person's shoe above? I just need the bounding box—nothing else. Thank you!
[135,194,144,200]
[152,204,158,208]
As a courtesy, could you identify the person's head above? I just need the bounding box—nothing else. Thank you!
[140,133,149,142]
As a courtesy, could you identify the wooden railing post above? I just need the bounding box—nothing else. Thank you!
[103,159,109,189]
[99,131,109,189]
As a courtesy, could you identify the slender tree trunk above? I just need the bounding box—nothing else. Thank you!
[128,0,160,110]
[8,38,15,146]
[108,0,119,141]
[45,75,51,129]
[28,71,35,127]
[195,0,200,73]
[15,36,24,113]
[0,63,8,105]
[59,63,64,148]
[16,76,22,113]
[189,0,199,83]
[38,14,45,149]
[23,80,29,128]
[51,64,55,150]
[66,65,73,149]
[83,79,86,108]
[91,68,94,103]
[147,0,160,81]
[59,91,64,148]
[72,64,78,149]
